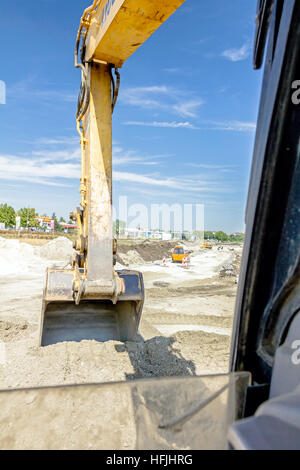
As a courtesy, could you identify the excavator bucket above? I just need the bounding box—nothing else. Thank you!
[39,268,144,346]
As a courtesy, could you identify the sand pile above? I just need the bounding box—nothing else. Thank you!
[219,253,241,278]
[39,237,73,262]
[0,237,43,278]
[0,334,197,390]
[219,264,234,277]
[0,318,32,342]
[0,237,74,279]
[125,336,196,379]
[118,250,144,266]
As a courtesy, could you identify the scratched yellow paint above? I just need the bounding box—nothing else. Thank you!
[85,0,186,66]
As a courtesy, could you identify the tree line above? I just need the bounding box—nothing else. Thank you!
[0,203,70,232]
[193,230,244,242]
[0,204,245,241]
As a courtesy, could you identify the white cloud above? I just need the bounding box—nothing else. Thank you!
[0,152,222,193]
[32,148,81,162]
[222,42,250,62]
[0,154,80,186]
[121,86,169,109]
[0,134,235,197]
[120,85,204,118]
[32,90,76,102]
[124,121,196,129]
[0,136,176,188]
[207,120,256,132]
[7,77,77,104]
[163,68,181,73]
[112,144,175,166]
[113,171,217,192]
[28,135,85,162]
[112,145,165,166]
[34,137,79,146]
[0,135,81,185]
[124,120,256,133]
[188,163,235,170]
[173,100,204,118]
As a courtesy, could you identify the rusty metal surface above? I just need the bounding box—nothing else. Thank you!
[45,269,75,301]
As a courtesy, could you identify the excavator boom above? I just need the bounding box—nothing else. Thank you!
[39,0,186,346]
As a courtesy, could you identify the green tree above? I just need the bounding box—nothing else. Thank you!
[18,208,39,228]
[0,203,16,228]
[204,231,216,240]
[215,231,229,242]
[229,233,245,243]
[115,219,120,236]
[52,213,64,232]
[59,216,66,223]
[113,219,126,236]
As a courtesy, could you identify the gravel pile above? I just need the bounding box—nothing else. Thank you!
[219,264,234,277]
[118,250,144,266]
[39,237,74,261]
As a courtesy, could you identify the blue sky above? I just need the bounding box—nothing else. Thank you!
[0,0,263,233]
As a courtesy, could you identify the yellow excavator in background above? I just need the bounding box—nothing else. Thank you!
[39,0,186,346]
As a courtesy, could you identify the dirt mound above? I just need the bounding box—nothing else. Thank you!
[0,336,196,389]
[173,330,231,374]
[219,253,241,278]
[118,250,144,266]
[153,281,170,288]
[117,240,178,265]
[124,336,196,379]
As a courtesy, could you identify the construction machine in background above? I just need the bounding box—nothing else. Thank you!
[200,242,213,250]
[171,245,191,263]
[39,0,186,346]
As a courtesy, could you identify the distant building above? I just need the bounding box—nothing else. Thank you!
[124,228,148,239]
[60,223,78,233]
[37,216,53,230]
[122,229,186,240]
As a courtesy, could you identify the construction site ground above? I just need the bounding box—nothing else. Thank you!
[0,236,242,389]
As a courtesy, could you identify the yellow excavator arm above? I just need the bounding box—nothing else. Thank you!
[39,0,186,346]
